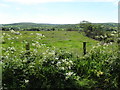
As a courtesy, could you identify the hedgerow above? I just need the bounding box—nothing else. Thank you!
[2,43,119,89]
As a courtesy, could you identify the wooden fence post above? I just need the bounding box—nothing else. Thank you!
[26,42,30,51]
[26,42,30,55]
[83,42,87,55]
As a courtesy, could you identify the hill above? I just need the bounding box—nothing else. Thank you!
[2,22,117,31]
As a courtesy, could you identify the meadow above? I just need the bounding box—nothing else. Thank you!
[1,29,119,89]
[2,31,98,56]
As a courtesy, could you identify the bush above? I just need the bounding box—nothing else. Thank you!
[74,44,119,89]
[2,49,81,89]
[2,44,119,89]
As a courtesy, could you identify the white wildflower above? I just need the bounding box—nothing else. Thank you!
[55,57,59,60]
[32,43,35,46]
[111,34,114,36]
[11,42,14,44]
[30,33,33,35]
[3,33,6,35]
[36,33,43,36]
[59,67,65,70]
[66,72,74,76]
[25,80,29,83]
[8,38,11,40]
[56,61,61,66]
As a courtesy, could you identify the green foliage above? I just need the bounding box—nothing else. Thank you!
[2,22,117,32]
[79,21,118,43]
[2,40,119,89]
[2,49,81,89]
[75,44,119,89]
[2,23,78,31]
[1,30,119,89]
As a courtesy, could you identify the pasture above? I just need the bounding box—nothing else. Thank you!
[1,30,119,89]
[2,31,98,56]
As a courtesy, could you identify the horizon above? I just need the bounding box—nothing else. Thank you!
[0,21,118,25]
[0,0,118,24]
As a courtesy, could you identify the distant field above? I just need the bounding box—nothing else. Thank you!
[2,31,98,56]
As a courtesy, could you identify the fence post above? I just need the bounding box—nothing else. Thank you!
[83,42,87,55]
[26,42,30,55]
[26,42,30,50]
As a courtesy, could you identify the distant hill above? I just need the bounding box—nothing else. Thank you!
[2,22,77,31]
[1,22,117,31]
[94,23,118,27]
[2,22,118,27]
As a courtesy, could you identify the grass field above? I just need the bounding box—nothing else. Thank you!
[1,30,119,89]
[2,31,98,56]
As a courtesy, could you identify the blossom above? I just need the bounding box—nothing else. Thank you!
[32,43,35,46]
[66,72,74,76]
[25,80,29,83]
[55,57,59,60]
[111,34,114,36]
[3,33,6,35]
[56,61,61,66]
[30,33,33,35]
[65,72,75,80]
[97,71,104,77]
[36,33,43,36]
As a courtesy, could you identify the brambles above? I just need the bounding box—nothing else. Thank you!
[2,41,119,89]
[1,31,119,89]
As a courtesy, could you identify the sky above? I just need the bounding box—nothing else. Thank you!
[0,0,119,24]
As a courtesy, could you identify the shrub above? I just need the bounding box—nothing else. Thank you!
[74,44,119,89]
[2,44,119,89]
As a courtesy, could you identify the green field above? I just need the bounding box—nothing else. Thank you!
[1,30,119,89]
[2,31,98,56]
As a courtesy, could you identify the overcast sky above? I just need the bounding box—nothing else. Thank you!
[0,0,118,24]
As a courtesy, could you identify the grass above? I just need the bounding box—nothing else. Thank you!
[2,30,119,89]
[2,31,98,56]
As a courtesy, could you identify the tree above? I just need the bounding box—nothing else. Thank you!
[79,21,106,41]
[80,21,94,37]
